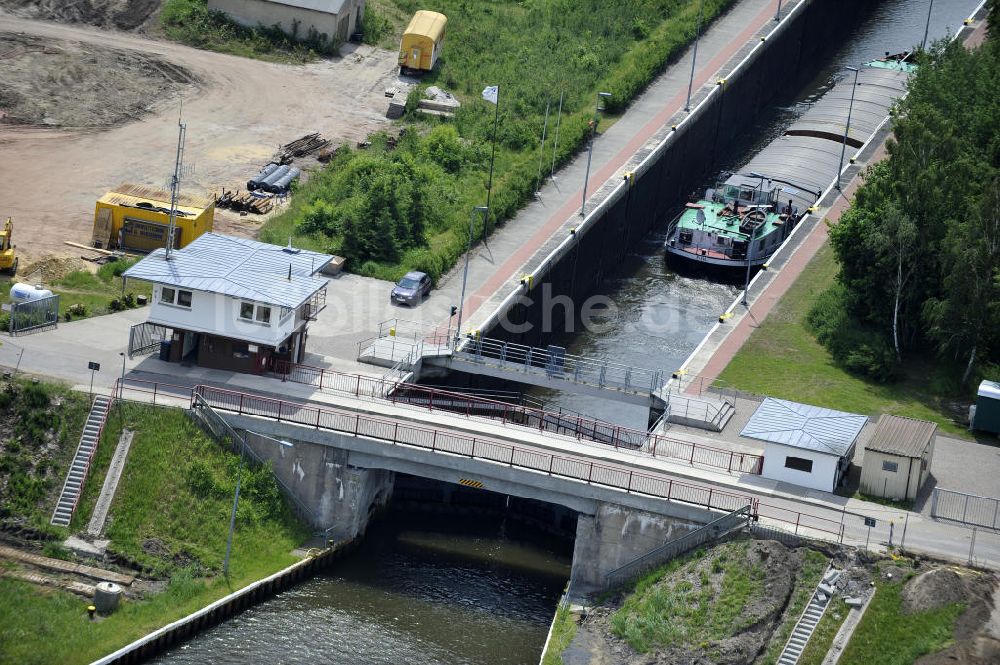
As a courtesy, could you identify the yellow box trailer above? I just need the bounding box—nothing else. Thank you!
[399,10,447,74]
[92,184,214,252]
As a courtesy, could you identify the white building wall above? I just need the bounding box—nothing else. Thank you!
[149,285,297,347]
[208,0,364,45]
[761,443,840,493]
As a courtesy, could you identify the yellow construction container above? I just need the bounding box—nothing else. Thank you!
[92,184,214,252]
[399,10,447,74]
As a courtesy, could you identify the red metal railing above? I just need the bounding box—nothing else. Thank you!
[192,384,758,516]
[755,501,846,542]
[271,360,764,475]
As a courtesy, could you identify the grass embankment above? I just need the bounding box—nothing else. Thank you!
[717,243,971,438]
[260,0,736,283]
[0,403,309,665]
[1,257,150,326]
[540,602,579,665]
[839,579,964,665]
[755,549,828,665]
[0,379,90,531]
[160,0,341,62]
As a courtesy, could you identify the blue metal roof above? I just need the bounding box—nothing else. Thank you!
[123,233,333,309]
[740,398,867,458]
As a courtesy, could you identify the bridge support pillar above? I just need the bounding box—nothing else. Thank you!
[568,502,701,599]
[244,432,394,540]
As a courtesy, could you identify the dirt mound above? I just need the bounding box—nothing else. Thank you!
[19,256,89,283]
[0,0,160,31]
[902,568,970,614]
[914,571,1000,665]
[0,31,197,128]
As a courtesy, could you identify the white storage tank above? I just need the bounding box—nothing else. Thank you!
[9,283,53,303]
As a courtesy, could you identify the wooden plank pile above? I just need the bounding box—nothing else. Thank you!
[215,189,274,215]
[279,133,331,164]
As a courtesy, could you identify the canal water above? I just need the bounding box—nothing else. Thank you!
[153,2,981,663]
[152,511,572,664]
[536,0,983,428]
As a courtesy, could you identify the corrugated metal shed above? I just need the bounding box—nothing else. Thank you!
[123,233,333,309]
[740,398,867,457]
[865,415,936,458]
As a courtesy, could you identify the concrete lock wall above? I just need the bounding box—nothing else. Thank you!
[485,0,867,346]
[569,502,702,596]
[243,431,394,539]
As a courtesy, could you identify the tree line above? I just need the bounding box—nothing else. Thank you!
[819,9,999,385]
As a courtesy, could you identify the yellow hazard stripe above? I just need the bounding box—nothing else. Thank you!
[457,478,484,489]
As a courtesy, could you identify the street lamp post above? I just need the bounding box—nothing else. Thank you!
[685,0,706,111]
[455,206,489,347]
[742,173,767,306]
[223,433,293,578]
[118,351,126,401]
[921,0,935,51]
[836,66,859,191]
[775,0,782,21]
[580,92,612,217]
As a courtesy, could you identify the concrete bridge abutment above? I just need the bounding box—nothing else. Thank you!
[569,502,701,598]
[243,430,394,540]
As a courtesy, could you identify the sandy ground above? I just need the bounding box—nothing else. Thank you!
[0,0,160,31]
[0,11,402,264]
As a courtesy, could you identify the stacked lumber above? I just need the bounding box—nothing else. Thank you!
[215,189,274,215]
[278,133,331,164]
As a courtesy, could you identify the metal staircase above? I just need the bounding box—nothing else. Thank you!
[50,395,112,527]
[777,567,837,665]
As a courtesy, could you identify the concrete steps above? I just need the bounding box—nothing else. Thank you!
[776,567,837,665]
[665,393,735,432]
[50,395,112,527]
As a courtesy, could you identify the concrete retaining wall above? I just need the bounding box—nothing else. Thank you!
[479,0,867,345]
[91,545,352,665]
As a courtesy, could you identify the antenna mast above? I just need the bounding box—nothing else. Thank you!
[166,109,187,260]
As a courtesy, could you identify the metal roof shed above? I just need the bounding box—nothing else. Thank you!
[741,398,867,493]
[972,380,1000,434]
[860,415,936,501]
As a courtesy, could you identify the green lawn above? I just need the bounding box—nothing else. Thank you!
[839,579,963,665]
[2,257,151,325]
[717,243,972,438]
[0,402,311,664]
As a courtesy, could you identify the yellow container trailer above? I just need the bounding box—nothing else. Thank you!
[92,184,214,252]
[399,10,447,74]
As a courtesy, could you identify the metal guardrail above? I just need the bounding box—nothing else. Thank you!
[454,336,666,397]
[271,360,764,475]
[9,293,59,336]
[127,322,170,359]
[931,488,1000,531]
[665,392,734,430]
[604,504,753,589]
[191,384,758,515]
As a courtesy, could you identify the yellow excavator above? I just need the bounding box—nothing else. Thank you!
[0,218,18,275]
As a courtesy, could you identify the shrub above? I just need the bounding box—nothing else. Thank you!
[807,285,898,381]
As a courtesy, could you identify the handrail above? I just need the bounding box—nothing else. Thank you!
[192,384,758,516]
[271,360,763,475]
[452,335,667,395]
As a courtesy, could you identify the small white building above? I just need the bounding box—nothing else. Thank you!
[860,415,936,502]
[208,0,366,47]
[123,233,332,374]
[741,398,867,493]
